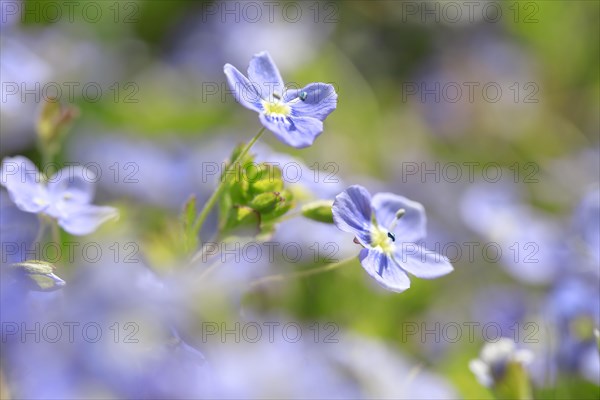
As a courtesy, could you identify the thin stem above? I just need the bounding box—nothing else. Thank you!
[196,258,224,281]
[277,210,302,223]
[50,221,61,247]
[188,233,223,266]
[193,127,266,241]
[248,256,357,289]
[33,216,48,246]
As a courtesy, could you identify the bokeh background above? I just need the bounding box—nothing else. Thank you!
[1,0,599,399]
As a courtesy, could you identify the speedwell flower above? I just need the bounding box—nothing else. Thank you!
[332,185,452,292]
[0,156,118,235]
[224,51,337,148]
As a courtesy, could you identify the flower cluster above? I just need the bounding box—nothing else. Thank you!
[1,50,455,399]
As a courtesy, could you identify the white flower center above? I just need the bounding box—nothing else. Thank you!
[370,226,395,254]
[261,96,291,118]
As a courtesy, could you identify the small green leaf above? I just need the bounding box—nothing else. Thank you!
[301,200,335,223]
[10,260,65,292]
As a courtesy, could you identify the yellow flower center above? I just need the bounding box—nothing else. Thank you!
[262,99,291,117]
[370,226,395,254]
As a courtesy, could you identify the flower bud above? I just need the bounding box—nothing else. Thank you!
[9,260,65,292]
[301,200,334,223]
[36,98,78,145]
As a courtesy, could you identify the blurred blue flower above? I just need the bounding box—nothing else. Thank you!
[545,276,600,384]
[332,185,452,292]
[224,51,337,148]
[573,187,600,271]
[460,178,564,284]
[0,156,118,235]
[0,190,39,266]
[469,338,533,388]
[2,255,209,399]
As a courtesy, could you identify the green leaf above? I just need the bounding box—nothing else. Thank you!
[301,200,335,223]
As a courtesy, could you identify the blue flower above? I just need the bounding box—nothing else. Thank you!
[224,51,337,148]
[332,185,452,292]
[0,156,118,235]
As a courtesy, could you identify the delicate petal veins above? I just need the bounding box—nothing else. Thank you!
[286,83,338,121]
[258,114,323,149]
[359,248,411,293]
[332,185,373,245]
[247,51,285,98]
[393,244,453,279]
[372,192,427,243]
[224,63,262,112]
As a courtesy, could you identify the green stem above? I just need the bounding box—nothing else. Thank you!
[33,216,49,246]
[193,127,266,241]
[196,258,224,281]
[188,232,224,266]
[50,221,61,247]
[248,256,357,289]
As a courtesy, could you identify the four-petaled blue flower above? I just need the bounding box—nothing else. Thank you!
[0,156,118,236]
[332,185,453,292]
[224,51,337,148]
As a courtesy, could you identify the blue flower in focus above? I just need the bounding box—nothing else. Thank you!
[332,185,453,292]
[224,51,337,148]
[0,156,118,235]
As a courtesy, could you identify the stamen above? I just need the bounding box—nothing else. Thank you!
[388,208,406,231]
[299,91,308,101]
[387,232,396,242]
[273,93,281,100]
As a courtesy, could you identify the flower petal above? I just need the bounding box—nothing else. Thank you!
[224,63,262,112]
[332,185,373,245]
[259,114,323,149]
[372,192,427,243]
[56,204,118,236]
[286,83,338,121]
[0,156,48,213]
[469,359,493,387]
[359,248,411,292]
[393,244,453,279]
[247,51,284,99]
[47,166,95,205]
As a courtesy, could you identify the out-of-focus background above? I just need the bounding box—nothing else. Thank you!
[1,1,599,399]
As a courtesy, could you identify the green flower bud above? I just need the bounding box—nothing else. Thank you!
[301,200,334,223]
[250,176,284,194]
[10,260,65,292]
[36,99,78,145]
[249,192,283,213]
